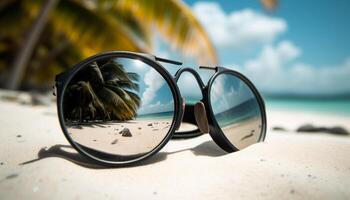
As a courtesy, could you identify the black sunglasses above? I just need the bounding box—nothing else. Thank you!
[54,51,267,167]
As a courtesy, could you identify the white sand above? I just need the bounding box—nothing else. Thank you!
[0,93,350,199]
[67,119,171,156]
[221,117,262,150]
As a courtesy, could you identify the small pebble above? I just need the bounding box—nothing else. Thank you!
[120,128,132,137]
[17,135,22,138]
[6,174,18,180]
[111,139,118,145]
[260,159,266,162]
[272,126,287,131]
[290,189,295,194]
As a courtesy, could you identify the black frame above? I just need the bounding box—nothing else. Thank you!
[55,51,267,167]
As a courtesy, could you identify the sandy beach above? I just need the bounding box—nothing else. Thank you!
[0,90,350,199]
[67,119,172,156]
[221,117,262,150]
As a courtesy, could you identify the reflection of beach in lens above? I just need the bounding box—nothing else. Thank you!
[214,98,260,127]
[66,118,172,156]
[137,111,174,120]
[210,74,263,150]
[221,117,261,150]
[63,56,175,159]
[215,101,262,149]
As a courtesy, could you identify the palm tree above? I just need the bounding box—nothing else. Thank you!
[0,0,218,90]
[64,59,141,121]
[0,0,278,90]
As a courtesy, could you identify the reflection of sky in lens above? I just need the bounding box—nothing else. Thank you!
[177,72,202,104]
[114,58,174,115]
[211,74,254,114]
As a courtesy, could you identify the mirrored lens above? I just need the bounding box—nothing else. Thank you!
[62,56,175,162]
[210,73,264,150]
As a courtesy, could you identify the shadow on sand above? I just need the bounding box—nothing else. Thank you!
[20,140,227,169]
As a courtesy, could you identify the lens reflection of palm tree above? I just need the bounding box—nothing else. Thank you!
[65,61,140,122]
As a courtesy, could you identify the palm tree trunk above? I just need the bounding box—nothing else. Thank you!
[36,38,68,73]
[5,0,59,90]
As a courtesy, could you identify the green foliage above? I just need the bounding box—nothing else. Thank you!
[0,0,217,89]
[64,60,140,121]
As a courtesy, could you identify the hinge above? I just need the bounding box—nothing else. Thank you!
[52,84,57,96]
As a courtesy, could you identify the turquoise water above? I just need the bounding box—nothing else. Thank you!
[214,99,261,127]
[135,99,350,121]
[136,111,174,120]
[265,98,350,116]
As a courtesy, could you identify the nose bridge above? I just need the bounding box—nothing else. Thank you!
[174,68,209,134]
[174,67,205,89]
[180,101,209,134]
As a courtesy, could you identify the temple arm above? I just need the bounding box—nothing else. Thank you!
[155,56,182,65]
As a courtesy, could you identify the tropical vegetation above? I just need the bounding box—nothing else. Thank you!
[64,59,141,121]
[0,0,217,90]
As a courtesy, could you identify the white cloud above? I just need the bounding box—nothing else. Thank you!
[245,40,300,72]
[211,75,253,113]
[141,68,164,105]
[242,41,350,95]
[190,2,350,95]
[287,59,350,95]
[138,100,174,115]
[192,2,287,48]
[176,72,203,101]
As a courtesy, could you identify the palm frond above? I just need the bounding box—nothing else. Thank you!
[126,72,140,81]
[261,0,278,11]
[108,0,218,65]
[100,61,134,83]
[105,84,141,110]
[50,0,144,57]
[106,80,139,91]
[95,0,152,48]
[124,90,141,106]
[96,86,135,120]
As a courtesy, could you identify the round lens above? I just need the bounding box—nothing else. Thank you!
[61,56,175,163]
[210,73,264,150]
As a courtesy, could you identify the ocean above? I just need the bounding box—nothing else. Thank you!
[136,111,174,120]
[136,98,350,123]
[214,98,261,127]
[265,98,350,116]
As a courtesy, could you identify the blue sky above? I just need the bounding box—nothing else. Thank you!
[210,74,255,114]
[115,58,174,115]
[155,0,350,96]
[185,0,350,66]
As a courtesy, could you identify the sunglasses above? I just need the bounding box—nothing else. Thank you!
[54,51,266,167]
